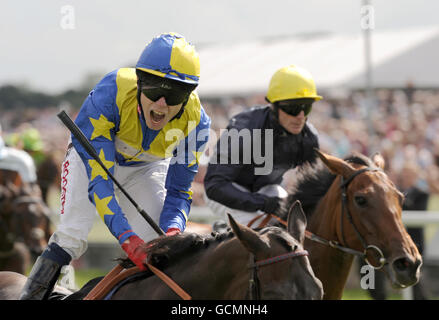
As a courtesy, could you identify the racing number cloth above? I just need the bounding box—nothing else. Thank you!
[72,68,210,244]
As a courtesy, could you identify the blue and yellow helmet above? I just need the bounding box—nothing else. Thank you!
[136,33,200,85]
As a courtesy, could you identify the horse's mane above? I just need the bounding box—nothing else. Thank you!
[282,152,374,219]
[119,230,235,269]
[119,224,300,270]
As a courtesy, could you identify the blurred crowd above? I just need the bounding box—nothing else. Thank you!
[1,87,439,208]
[2,86,438,299]
[193,87,439,206]
[1,106,72,157]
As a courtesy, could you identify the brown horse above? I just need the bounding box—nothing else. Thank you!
[279,149,422,299]
[0,169,23,188]
[0,204,323,300]
[36,152,63,205]
[0,182,52,274]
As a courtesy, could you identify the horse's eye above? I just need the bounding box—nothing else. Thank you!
[354,196,368,207]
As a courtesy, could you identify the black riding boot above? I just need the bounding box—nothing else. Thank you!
[19,243,71,300]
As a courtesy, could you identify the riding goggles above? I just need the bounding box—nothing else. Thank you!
[140,84,193,106]
[275,100,313,117]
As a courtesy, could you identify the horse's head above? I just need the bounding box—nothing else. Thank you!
[315,149,422,289]
[228,201,323,300]
[2,182,52,256]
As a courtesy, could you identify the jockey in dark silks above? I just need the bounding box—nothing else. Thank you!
[204,65,322,226]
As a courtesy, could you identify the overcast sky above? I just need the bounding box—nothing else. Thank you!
[1,0,438,94]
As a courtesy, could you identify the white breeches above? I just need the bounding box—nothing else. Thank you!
[49,147,169,260]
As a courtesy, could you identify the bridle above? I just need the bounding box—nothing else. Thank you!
[305,167,387,270]
[247,167,388,270]
[247,249,309,300]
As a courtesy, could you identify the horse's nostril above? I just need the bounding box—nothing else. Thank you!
[393,257,411,272]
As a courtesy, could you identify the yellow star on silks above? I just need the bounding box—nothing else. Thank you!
[88,149,114,181]
[188,151,204,168]
[89,115,115,141]
[93,193,114,221]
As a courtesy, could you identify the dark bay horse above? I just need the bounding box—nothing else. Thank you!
[279,149,422,299]
[36,152,63,205]
[0,169,23,188]
[0,204,323,300]
[0,181,52,274]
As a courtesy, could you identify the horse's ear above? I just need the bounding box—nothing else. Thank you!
[227,214,268,254]
[314,148,356,179]
[287,200,307,244]
[371,152,385,169]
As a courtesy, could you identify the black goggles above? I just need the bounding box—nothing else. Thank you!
[140,84,192,106]
[275,100,313,116]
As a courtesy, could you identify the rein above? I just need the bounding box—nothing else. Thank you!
[247,167,387,270]
[83,263,191,300]
[247,249,309,300]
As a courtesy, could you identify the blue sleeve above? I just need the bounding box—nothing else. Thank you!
[159,107,211,232]
[72,70,136,244]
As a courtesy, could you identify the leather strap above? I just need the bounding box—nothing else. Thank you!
[246,213,365,257]
[83,264,132,300]
[145,262,191,300]
[247,213,287,229]
[83,263,191,300]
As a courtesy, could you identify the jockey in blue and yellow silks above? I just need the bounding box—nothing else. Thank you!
[20,33,211,300]
[72,67,209,242]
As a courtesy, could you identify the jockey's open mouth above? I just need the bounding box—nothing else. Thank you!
[151,110,166,123]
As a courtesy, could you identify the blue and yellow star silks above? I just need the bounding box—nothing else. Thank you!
[72,68,210,244]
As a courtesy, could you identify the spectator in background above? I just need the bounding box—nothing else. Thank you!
[6,127,45,166]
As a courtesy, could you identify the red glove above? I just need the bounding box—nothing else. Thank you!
[165,228,181,236]
[121,235,148,271]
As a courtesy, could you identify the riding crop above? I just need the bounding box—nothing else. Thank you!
[57,110,165,236]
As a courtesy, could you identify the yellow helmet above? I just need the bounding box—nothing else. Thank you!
[266,65,322,103]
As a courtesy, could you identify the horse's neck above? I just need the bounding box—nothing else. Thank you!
[191,240,250,299]
[306,183,355,300]
[116,239,250,300]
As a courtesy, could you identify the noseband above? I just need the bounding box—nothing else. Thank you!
[247,250,309,300]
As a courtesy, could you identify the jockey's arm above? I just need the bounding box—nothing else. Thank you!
[159,110,210,232]
[204,161,268,212]
[203,127,268,212]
